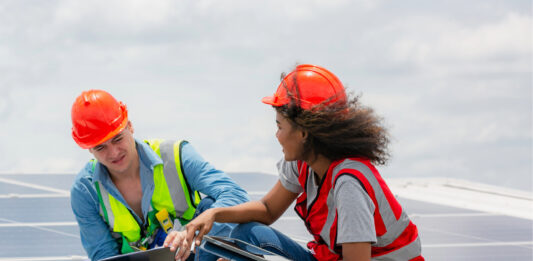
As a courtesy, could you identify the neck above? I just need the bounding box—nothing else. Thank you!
[306,154,332,180]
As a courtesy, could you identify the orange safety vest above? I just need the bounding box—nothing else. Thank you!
[294,158,424,261]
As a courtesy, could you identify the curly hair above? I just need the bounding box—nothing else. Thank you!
[276,73,390,165]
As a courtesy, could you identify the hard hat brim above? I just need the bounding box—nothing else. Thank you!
[261,95,286,107]
[92,116,129,148]
[76,116,129,149]
[261,96,275,106]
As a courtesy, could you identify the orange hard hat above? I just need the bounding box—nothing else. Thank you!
[71,90,128,149]
[262,64,346,110]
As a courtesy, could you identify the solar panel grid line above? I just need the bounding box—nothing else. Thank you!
[0,221,77,227]
[0,177,69,195]
[409,213,501,218]
[0,193,69,199]
[0,256,88,261]
[0,172,77,175]
[424,241,533,248]
[0,217,80,238]
[416,224,530,247]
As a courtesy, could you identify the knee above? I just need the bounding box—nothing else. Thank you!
[229,222,272,244]
[229,222,258,239]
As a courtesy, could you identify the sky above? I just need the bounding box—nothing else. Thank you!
[0,0,531,191]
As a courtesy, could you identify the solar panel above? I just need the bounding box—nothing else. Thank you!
[0,173,531,261]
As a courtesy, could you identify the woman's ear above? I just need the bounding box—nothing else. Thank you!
[301,130,308,142]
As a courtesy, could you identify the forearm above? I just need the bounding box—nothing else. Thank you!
[211,181,297,225]
[212,200,273,225]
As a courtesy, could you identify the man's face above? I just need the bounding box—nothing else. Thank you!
[89,122,137,176]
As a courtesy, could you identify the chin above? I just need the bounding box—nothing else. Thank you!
[284,155,296,162]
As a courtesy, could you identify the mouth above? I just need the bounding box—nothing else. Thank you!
[111,154,126,164]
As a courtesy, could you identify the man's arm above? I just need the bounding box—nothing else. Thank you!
[71,176,119,261]
[180,142,250,208]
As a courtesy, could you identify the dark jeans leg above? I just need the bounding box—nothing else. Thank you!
[229,222,316,261]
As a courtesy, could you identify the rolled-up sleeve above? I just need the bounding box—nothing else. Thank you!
[277,159,303,194]
[180,142,250,209]
[70,173,119,261]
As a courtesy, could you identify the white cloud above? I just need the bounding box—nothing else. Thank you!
[390,13,531,71]
[0,0,530,191]
[54,0,179,32]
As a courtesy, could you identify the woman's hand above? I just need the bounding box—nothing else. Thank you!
[163,230,191,261]
[163,208,217,260]
[184,208,217,248]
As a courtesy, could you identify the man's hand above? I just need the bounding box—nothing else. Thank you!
[163,230,191,261]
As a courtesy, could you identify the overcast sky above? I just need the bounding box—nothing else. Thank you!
[0,0,531,191]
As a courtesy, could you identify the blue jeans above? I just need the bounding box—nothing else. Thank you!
[229,222,316,261]
[193,197,237,261]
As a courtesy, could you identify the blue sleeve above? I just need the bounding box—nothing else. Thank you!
[180,142,250,208]
[70,165,119,261]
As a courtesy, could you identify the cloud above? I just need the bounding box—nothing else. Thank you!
[390,13,530,70]
[0,0,530,191]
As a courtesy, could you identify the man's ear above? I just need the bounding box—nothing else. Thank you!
[127,121,134,134]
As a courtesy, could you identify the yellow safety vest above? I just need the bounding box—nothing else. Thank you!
[94,139,201,253]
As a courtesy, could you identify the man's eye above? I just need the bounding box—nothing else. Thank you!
[95,147,103,151]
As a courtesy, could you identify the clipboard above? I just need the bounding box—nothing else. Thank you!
[200,235,289,261]
[98,247,175,261]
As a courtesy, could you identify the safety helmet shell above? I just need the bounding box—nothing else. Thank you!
[71,90,129,149]
[262,64,346,110]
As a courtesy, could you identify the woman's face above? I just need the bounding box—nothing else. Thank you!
[276,111,306,161]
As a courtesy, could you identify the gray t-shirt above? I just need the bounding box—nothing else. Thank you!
[278,159,377,244]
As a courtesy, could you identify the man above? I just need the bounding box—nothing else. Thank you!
[70,89,249,261]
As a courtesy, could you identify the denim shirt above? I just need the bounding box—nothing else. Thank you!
[70,139,250,261]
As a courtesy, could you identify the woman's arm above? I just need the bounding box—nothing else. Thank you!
[216,180,298,225]
[342,242,371,261]
[165,181,298,259]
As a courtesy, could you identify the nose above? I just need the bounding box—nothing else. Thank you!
[107,144,121,159]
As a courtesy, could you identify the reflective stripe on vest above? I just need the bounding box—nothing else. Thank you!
[95,181,146,243]
[294,158,423,261]
[146,139,201,220]
[93,139,201,253]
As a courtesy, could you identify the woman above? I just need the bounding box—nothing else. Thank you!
[165,64,424,261]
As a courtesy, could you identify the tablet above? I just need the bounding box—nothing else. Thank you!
[99,247,175,261]
[200,235,289,261]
